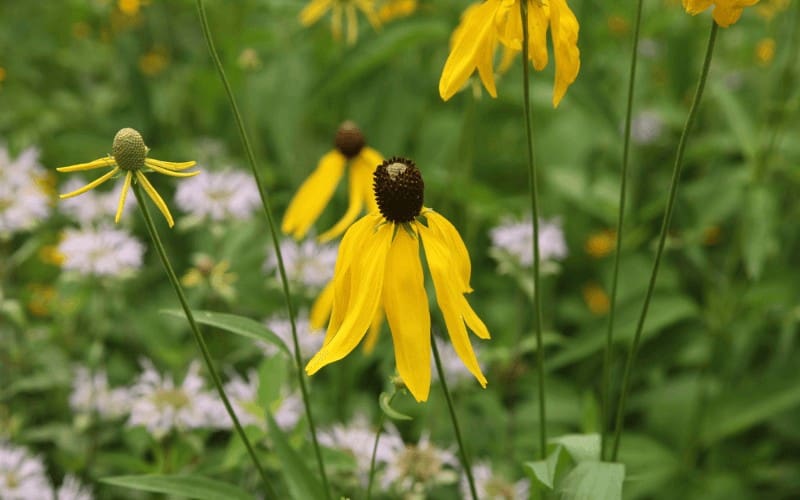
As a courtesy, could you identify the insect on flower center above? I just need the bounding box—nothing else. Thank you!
[373,156,424,223]
[334,120,365,159]
[112,127,148,171]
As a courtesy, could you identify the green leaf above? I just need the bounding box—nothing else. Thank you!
[525,445,563,490]
[161,309,290,357]
[379,391,412,421]
[557,462,625,500]
[742,185,779,280]
[550,434,601,463]
[101,474,251,500]
[267,413,327,500]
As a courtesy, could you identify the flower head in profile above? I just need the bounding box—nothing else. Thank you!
[439,0,580,107]
[683,0,760,27]
[282,121,383,242]
[300,0,382,45]
[305,157,490,402]
[57,128,198,228]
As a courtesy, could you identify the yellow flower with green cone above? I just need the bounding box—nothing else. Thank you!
[305,157,490,402]
[57,128,198,227]
[439,0,580,107]
[282,121,383,242]
[683,0,760,27]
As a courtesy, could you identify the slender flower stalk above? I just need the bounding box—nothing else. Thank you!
[600,0,644,462]
[431,334,478,500]
[610,21,719,461]
[518,0,547,460]
[366,391,396,499]
[195,1,331,495]
[131,184,276,498]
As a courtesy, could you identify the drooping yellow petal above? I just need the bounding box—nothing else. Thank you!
[683,0,715,15]
[310,280,335,331]
[58,167,120,199]
[363,308,384,354]
[357,146,383,212]
[331,4,343,40]
[114,171,133,224]
[324,215,381,345]
[419,223,488,387]
[425,210,472,293]
[345,3,358,45]
[300,0,333,26]
[318,159,366,242]
[356,0,383,29]
[549,0,580,107]
[439,0,504,101]
[282,150,346,240]
[56,157,115,172]
[136,171,175,227]
[144,158,197,171]
[712,0,758,27]
[306,220,393,375]
[382,226,431,402]
[144,161,200,178]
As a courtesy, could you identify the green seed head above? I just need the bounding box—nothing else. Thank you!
[112,128,148,171]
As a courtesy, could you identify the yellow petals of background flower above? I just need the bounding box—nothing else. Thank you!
[305,210,490,403]
[281,122,382,242]
[300,0,382,45]
[682,0,760,27]
[439,0,580,107]
[57,128,198,228]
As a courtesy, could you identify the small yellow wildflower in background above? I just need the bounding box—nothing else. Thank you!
[57,128,199,228]
[378,0,417,22]
[439,0,581,107]
[38,244,65,266]
[582,282,610,316]
[282,121,383,242]
[756,0,789,21]
[682,0,760,27]
[118,0,147,17]
[27,284,57,318]
[585,229,616,259]
[138,48,169,77]
[755,37,776,65]
[182,254,238,301]
[305,157,490,402]
[607,14,630,36]
[237,48,263,71]
[300,0,382,45]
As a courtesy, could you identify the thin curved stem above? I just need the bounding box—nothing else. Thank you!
[600,0,644,461]
[195,2,331,496]
[366,392,396,499]
[610,21,719,461]
[432,335,478,500]
[132,184,276,499]
[519,0,547,459]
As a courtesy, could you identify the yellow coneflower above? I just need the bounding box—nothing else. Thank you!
[305,157,490,402]
[299,0,382,45]
[439,0,580,107]
[57,128,199,227]
[682,0,760,27]
[282,121,383,242]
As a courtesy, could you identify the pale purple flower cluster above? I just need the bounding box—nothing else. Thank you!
[461,461,530,500]
[58,226,144,277]
[0,145,51,235]
[0,442,93,500]
[489,217,568,267]
[262,312,326,360]
[175,169,261,221]
[264,238,338,289]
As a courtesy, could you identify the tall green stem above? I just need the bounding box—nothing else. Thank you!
[600,0,644,461]
[366,392,395,499]
[610,21,719,461]
[132,184,276,498]
[519,0,547,459]
[432,335,478,500]
[194,2,331,496]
